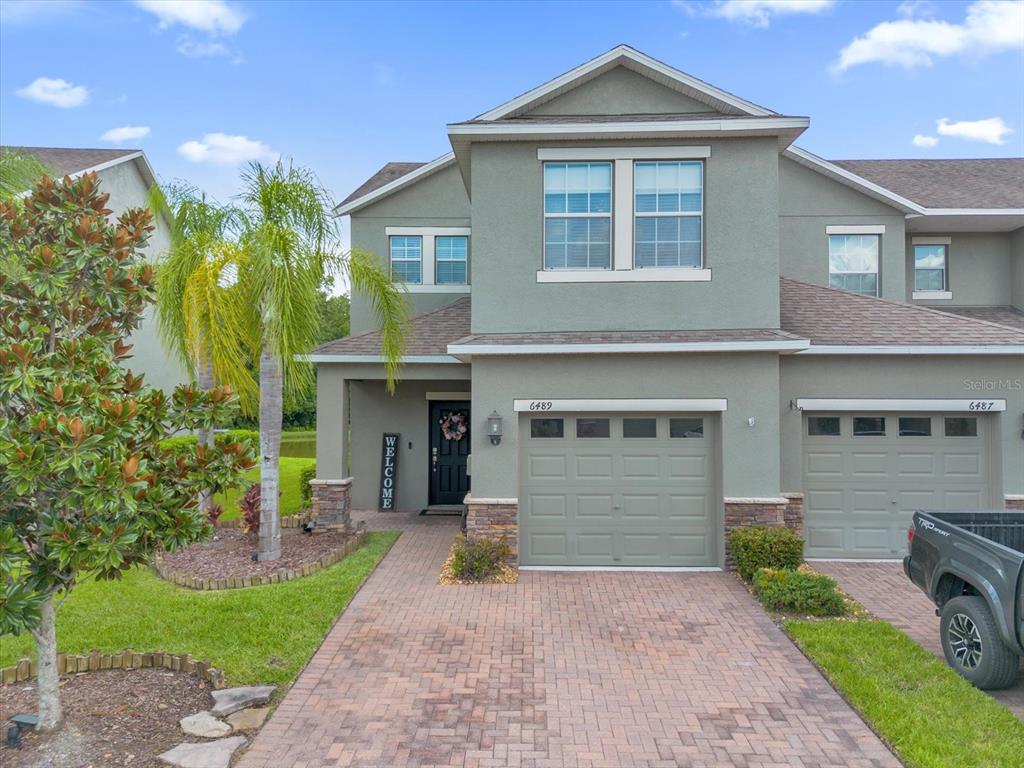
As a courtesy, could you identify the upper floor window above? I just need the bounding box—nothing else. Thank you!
[389,235,422,284]
[829,234,879,296]
[436,235,468,284]
[543,162,612,270]
[914,244,947,292]
[634,161,703,269]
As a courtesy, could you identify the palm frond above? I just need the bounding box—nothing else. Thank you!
[0,149,48,200]
[347,248,409,392]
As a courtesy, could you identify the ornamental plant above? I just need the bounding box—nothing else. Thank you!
[0,172,255,731]
[727,525,805,582]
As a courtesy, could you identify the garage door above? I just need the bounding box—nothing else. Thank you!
[803,412,992,558]
[519,413,718,566]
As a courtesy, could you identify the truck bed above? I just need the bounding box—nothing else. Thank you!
[926,511,1024,555]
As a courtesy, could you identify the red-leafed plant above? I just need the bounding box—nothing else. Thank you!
[239,483,261,536]
[206,502,225,528]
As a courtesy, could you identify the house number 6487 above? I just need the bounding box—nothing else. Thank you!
[968,401,996,411]
[529,401,554,411]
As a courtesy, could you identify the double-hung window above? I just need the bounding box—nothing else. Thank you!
[389,235,422,284]
[634,161,703,268]
[914,244,947,292]
[435,235,468,284]
[828,234,879,296]
[543,162,612,270]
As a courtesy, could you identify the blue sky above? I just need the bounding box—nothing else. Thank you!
[1,0,1022,208]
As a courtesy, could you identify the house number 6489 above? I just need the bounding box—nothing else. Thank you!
[529,401,554,411]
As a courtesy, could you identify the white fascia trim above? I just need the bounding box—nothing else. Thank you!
[384,226,471,236]
[513,398,728,412]
[537,146,711,161]
[912,236,951,245]
[474,44,775,121]
[922,208,1024,217]
[795,398,1006,413]
[449,117,808,138]
[826,224,886,235]
[452,340,810,356]
[406,285,471,294]
[334,153,457,216]
[797,345,1022,356]
[425,391,470,401]
[307,354,464,364]
[536,268,712,283]
[912,291,953,300]
[784,146,925,215]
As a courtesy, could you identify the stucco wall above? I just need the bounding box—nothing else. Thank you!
[779,157,907,302]
[349,163,470,334]
[1011,227,1024,311]
[470,137,781,333]
[906,232,1012,307]
[779,355,1024,497]
[470,353,782,501]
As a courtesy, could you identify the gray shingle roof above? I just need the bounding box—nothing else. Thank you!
[2,146,140,178]
[780,278,1024,346]
[936,306,1024,331]
[339,162,426,206]
[832,158,1024,209]
[313,297,470,356]
[451,328,802,345]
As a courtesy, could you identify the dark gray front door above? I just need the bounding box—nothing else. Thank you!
[429,401,470,506]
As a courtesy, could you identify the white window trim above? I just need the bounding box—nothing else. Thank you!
[388,234,424,286]
[825,225,886,235]
[794,398,1006,413]
[513,398,728,412]
[827,230,881,297]
[542,161,614,272]
[912,290,953,300]
[912,240,949,297]
[633,159,704,272]
[384,226,470,291]
[536,267,711,283]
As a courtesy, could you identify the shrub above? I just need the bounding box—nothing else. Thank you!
[300,463,317,510]
[753,568,846,616]
[206,502,224,528]
[239,483,261,535]
[450,535,510,582]
[728,525,804,581]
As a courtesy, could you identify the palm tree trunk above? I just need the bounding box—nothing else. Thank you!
[32,592,62,731]
[197,355,215,516]
[257,343,282,560]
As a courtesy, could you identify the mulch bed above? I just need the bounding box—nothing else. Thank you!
[437,542,518,585]
[0,668,212,768]
[158,526,352,581]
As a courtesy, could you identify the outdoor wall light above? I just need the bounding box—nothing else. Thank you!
[487,411,503,445]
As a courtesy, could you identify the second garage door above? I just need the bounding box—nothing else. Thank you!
[519,413,718,567]
[803,412,993,558]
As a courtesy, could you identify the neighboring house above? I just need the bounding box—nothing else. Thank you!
[5,146,187,393]
[312,46,1024,567]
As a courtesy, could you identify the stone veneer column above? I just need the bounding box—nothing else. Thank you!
[722,496,790,570]
[310,478,352,533]
[1006,495,1024,511]
[464,495,518,562]
[781,492,805,535]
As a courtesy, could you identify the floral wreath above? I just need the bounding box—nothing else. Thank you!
[440,411,468,441]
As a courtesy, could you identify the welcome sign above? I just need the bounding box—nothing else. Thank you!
[378,433,400,511]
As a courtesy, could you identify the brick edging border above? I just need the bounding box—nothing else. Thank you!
[152,524,368,590]
[1,650,228,688]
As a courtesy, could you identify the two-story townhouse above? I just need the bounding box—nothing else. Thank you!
[311,46,1024,568]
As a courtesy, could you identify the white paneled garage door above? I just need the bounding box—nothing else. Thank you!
[803,412,993,558]
[519,413,718,566]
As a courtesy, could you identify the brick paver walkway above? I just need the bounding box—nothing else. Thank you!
[238,512,898,768]
[817,561,1023,719]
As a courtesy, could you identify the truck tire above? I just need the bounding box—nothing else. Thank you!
[940,596,1020,690]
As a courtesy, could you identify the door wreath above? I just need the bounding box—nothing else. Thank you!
[440,411,468,441]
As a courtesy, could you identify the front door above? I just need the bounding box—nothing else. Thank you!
[429,401,471,506]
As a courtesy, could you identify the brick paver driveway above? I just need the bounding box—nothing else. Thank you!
[238,512,898,768]
[817,561,1023,719]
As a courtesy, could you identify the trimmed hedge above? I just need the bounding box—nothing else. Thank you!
[161,429,258,452]
[450,536,510,582]
[728,525,804,581]
[753,568,846,616]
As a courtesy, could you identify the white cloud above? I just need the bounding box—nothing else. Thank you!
[936,117,1012,145]
[835,0,1024,71]
[695,0,835,27]
[16,76,89,108]
[0,0,82,24]
[176,36,230,58]
[911,134,939,148]
[134,0,244,35]
[101,125,151,143]
[178,133,277,165]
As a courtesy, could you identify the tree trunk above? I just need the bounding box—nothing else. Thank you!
[257,343,282,560]
[32,592,62,731]
[197,356,216,516]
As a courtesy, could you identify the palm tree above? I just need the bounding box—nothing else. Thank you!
[0,149,48,200]
[236,160,407,560]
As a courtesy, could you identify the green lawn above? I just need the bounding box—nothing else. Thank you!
[0,532,399,687]
[785,619,1024,768]
[215,455,315,520]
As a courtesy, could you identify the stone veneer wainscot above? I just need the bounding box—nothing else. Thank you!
[465,495,519,560]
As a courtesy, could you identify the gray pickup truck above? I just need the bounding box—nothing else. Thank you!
[904,510,1024,690]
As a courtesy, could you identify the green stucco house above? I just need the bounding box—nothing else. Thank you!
[311,45,1024,568]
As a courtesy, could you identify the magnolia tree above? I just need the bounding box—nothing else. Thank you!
[0,173,255,730]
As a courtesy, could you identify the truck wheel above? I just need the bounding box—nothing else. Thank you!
[940,596,1020,690]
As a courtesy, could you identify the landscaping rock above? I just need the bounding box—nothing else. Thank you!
[180,711,232,738]
[226,705,269,731]
[157,736,246,768]
[210,685,275,716]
